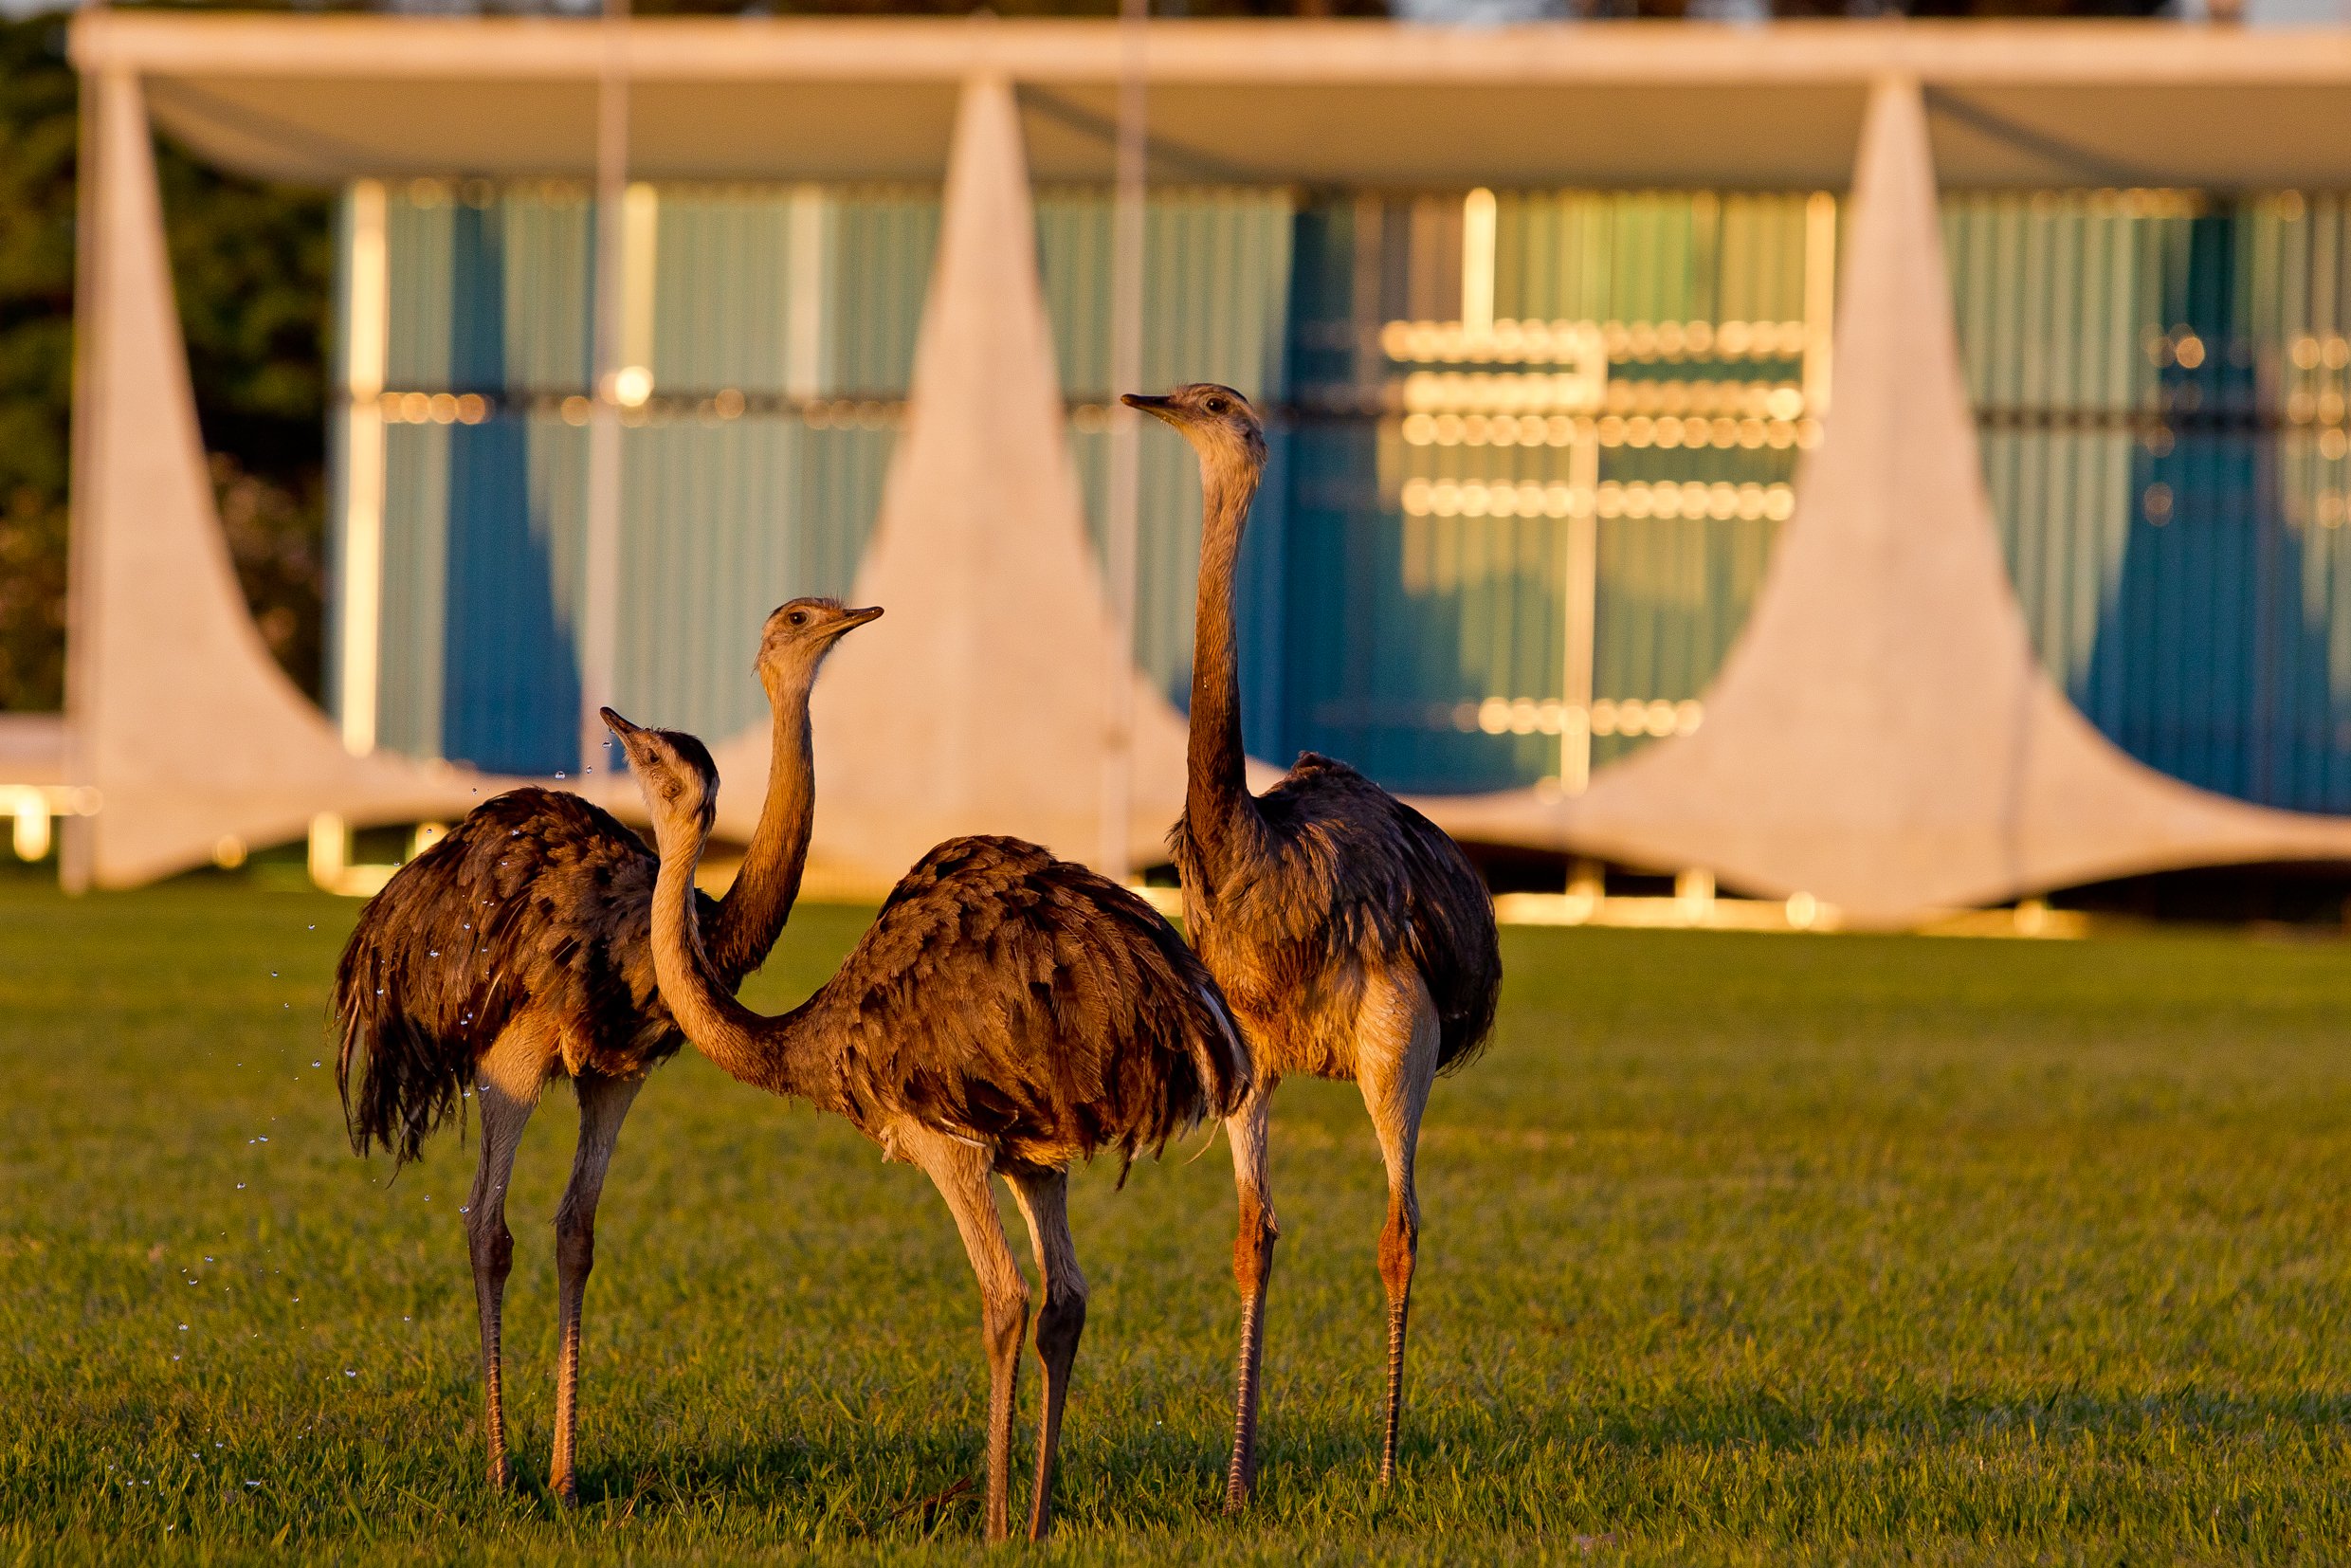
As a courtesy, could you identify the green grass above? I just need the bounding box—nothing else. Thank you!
[7,879,2351,1563]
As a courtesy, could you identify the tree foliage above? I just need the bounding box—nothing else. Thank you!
[0,11,331,714]
[0,16,77,713]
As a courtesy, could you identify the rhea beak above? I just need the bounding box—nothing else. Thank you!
[1121,392,1179,426]
[599,706,643,742]
[841,605,884,631]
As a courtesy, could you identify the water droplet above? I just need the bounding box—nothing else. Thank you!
[178,1324,188,1331]
[343,1369,356,1377]
[556,771,566,779]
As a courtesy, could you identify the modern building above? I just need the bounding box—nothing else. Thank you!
[46,11,2351,924]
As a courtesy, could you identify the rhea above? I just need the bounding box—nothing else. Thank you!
[606,709,1248,1543]
[1125,384,1503,1505]
[332,596,881,1504]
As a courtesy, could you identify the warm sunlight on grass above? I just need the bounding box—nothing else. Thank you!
[6,880,2351,1563]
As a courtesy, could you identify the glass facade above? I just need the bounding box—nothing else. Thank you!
[336,176,2351,818]
[1950,191,2351,814]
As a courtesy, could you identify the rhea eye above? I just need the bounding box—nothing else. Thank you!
[1204,397,1227,413]
[788,611,809,627]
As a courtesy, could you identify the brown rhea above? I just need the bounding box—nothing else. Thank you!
[1125,383,1503,1506]
[331,596,880,1504]
[606,707,1248,1544]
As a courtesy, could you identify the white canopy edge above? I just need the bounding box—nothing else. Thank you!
[68,12,2351,88]
[71,14,2351,190]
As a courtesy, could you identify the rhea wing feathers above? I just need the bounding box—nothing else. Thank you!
[781,835,1248,1171]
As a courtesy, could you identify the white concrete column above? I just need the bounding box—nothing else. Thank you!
[64,68,502,887]
[736,68,1193,888]
[1431,73,2351,924]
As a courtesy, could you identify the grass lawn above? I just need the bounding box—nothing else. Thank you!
[6,876,2351,1563]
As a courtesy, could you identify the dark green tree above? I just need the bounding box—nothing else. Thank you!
[0,15,77,713]
[0,10,332,713]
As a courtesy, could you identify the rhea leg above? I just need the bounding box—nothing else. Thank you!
[1008,1170,1086,1542]
[547,1070,643,1506]
[464,1060,541,1491]
[1357,972,1439,1486]
[907,1129,1030,1542]
[1222,1075,1280,1512]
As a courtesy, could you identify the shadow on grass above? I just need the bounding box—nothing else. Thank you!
[539,1381,2351,1542]
[564,1426,996,1532]
[1240,1381,2351,1485]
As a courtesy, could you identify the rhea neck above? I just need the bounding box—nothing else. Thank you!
[1188,431,1266,873]
[701,654,819,986]
[647,799,833,1105]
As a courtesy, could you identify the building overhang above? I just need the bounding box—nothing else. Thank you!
[69,11,2351,191]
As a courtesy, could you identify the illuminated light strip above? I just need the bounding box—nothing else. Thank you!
[1461,189,1497,338]
[1399,411,1819,450]
[1380,318,1807,367]
[1446,698,1704,738]
[1593,482,1795,521]
[0,784,100,863]
[1404,479,1587,519]
[2289,334,2351,371]
[1400,479,1795,522]
[1401,371,1605,416]
[613,182,660,408]
[377,392,494,426]
[2283,392,2351,426]
[1401,372,1805,420]
[364,390,909,429]
[338,179,389,758]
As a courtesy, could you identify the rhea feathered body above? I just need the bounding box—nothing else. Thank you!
[1128,382,1502,1510]
[666,828,1242,1175]
[611,709,1247,1542]
[335,787,687,1159]
[1169,756,1498,1085]
[329,595,872,1504]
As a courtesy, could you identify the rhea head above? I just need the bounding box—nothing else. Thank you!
[600,708,720,853]
[1121,384,1267,475]
[756,597,884,694]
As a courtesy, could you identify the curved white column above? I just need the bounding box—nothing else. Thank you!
[710,69,1194,887]
[1429,75,2351,926]
[66,70,509,889]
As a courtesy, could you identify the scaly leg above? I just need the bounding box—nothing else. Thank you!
[548,1070,643,1506]
[1356,971,1439,1487]
[1223,1077,1279,1513]
[906,1128,1029,1543]
[465,1047,542,1492]
[1009,1170,1086,1542]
